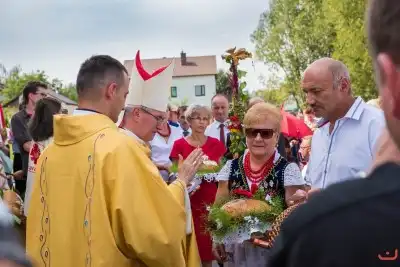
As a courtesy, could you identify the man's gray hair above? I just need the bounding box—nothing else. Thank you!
[326,59,351,89]
[185,104,211,121]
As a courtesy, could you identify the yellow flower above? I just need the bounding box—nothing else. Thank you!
[230,129,240,134]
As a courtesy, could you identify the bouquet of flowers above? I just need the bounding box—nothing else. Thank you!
[227,115,246,158]
[222,47,252,158]
[207,186,285,244]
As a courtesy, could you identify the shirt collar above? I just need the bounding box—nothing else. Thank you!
[73,109,98,116]
[317,97,365,128]
[168,121,180,128]
[343,96,364,121]
[22,109,32,118]
[119,128,146,145]
[214,119,228,127]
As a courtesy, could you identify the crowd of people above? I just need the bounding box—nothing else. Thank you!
[0,0,399,266]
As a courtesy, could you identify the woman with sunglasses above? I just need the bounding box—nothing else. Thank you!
[213,102,306,266]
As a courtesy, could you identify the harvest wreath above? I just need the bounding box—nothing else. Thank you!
[206,186,285,244]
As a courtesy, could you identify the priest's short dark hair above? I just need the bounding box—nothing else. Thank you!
[76,55,128,98]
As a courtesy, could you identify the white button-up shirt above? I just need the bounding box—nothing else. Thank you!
[149,126,182,166]
[306,97,385,189]
[205,120,229,146]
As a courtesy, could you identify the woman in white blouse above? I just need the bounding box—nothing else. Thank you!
[213,102,306,267]
[24,98,62,216]
[149,110,183,182]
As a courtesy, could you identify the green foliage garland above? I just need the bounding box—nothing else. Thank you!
[206,187,285,241]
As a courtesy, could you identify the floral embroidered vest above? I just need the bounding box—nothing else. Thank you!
[228,155,289,199]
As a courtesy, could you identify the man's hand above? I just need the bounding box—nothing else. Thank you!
[177,148,204,185]
[287,189,307,206]
[22,141,33,153]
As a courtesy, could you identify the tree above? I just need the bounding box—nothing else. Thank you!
[252,0,376,101]
[254,80,290,106]
[1,68,49,102]
[50,78,78,102]
[58,83,78,102]
[324,0,377,99]
[215,69,232,100]
[251,0,336,104]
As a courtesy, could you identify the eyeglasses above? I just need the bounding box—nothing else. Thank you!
[244,128,275,139]
[140,107,166,125]
[36,92,47,97]
[190,117,209,122]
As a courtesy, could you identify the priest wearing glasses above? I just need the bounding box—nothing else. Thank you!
[117,50,203,266]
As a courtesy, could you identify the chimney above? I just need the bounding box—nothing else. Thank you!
[180,51,187,65]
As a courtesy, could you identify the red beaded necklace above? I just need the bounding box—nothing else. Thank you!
[244,152,275,184]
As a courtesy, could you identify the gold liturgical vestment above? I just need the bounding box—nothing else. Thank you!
[26,114,200,267]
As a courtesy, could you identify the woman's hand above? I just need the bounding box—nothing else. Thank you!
[177,148,204,185]
[213,243,227,263]
[12,171,24,180]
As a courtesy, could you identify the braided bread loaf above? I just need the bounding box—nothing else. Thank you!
[251,203,301,249]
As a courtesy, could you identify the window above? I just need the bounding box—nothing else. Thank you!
[171,86,177,98]
[195,85,205,96]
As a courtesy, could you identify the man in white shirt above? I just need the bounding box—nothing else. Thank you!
[205,94,229,147]
[302,58,385,188]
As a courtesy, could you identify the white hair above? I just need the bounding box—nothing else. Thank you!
[185,104,211,121]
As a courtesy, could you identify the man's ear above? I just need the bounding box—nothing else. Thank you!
[105,82,118,99]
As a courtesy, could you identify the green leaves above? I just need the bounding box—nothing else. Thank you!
[252,0,375,101]
[216,69,232,98]
[239,81,247,91]
[1,68,48,102]
[0,65,78,103]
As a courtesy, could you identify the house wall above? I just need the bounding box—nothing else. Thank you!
[169,75,216,106]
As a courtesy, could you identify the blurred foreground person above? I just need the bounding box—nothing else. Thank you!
[0,202,31,267]
[269,1,400,266]
[27,54,201,267]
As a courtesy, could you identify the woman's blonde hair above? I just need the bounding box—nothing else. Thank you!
[185,104,212,122]
[243,102,282,133]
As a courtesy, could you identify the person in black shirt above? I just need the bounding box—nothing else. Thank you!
[10,81,47,197]
[268,0,400,266]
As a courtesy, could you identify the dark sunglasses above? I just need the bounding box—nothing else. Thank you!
[245,128,275,139]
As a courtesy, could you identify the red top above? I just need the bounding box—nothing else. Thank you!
[170,137,226,163]
[170,137,226,261]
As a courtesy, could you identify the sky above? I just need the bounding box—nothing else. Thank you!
[0,0,271,92]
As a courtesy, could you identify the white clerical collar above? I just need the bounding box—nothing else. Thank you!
[119,127,146,145]
[73,109,98,116]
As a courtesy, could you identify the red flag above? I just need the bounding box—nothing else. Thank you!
[0,104,6,129]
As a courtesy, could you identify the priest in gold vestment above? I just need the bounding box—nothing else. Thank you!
[117,51,201,266]
[26,55,203,267]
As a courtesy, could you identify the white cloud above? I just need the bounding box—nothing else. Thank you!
[0,0,271,92]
